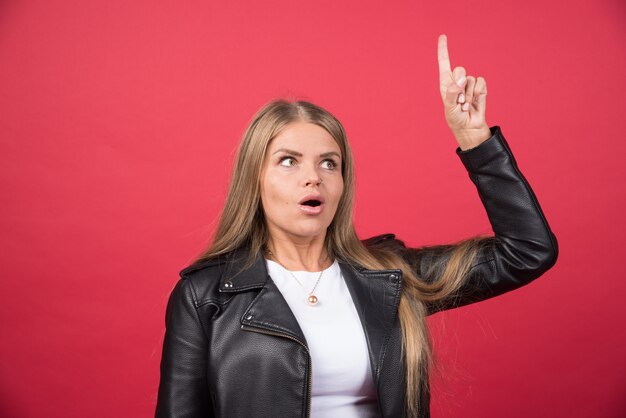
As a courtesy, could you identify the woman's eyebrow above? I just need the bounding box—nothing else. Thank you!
[272,148,302,156]
[320,151,341,159]
[272,148,341,159]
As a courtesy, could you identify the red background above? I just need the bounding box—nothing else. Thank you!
[1,1,625,417]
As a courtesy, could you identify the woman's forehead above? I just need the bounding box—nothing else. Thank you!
[268,122,341,154]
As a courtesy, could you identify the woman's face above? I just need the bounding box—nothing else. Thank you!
[259,121,344,242]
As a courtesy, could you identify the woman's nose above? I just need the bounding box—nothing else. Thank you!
[303,165,322,187]
[305,177,322,187]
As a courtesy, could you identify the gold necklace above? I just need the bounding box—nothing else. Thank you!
[265,248,329,306]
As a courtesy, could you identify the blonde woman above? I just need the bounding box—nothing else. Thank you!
[155,35,558,418]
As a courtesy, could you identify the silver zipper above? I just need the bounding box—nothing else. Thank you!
[241,324,312,418]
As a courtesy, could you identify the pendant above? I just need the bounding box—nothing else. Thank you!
[307,294,319,306]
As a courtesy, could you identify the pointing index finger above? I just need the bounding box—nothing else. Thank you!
[438,34,451,80]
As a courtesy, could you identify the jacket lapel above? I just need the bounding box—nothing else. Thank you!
[218,248,308,344]
[339,262,403,387]
[217,247,404,387]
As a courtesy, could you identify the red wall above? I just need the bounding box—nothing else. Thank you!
[1,1,624,417]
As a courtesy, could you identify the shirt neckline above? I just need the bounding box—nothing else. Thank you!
[265,258,339,275]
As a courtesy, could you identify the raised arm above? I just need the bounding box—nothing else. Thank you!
[386,36,558,314]
[413,125,558,314]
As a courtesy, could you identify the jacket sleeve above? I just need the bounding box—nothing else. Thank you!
[155,277,213,417]
[403,126,559,315]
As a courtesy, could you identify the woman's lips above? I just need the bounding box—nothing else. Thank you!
[299,202,325,215]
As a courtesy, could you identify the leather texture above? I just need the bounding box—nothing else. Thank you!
[155,126,558,418]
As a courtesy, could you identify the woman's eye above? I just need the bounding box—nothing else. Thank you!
[321,160,337,170]
[279,157,296,167]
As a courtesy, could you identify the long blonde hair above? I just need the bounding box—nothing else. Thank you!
[194,99,486,417]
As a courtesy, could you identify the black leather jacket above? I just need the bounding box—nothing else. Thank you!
[155,126,558,418]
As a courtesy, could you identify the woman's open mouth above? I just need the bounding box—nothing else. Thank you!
[299,197,325,215]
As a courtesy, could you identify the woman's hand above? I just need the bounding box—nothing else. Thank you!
[438,34,492,150]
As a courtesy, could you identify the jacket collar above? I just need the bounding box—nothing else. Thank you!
[217,246,268,292]
[216,245,403,388]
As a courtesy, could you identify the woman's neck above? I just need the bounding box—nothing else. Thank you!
[265,234,332,272]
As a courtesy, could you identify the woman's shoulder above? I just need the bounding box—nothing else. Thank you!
[359,233,419,270]
[179,246,251,276]
[179,257,224,278]
[360,233,465,275]
[175,247,251,304]
[361,233,408,252]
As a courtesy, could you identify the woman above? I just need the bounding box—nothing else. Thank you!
[155,35,558,418]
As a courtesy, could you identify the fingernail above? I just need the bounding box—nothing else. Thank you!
[456,76,466,87]
[462,103,469,111]
[458,93,465,104]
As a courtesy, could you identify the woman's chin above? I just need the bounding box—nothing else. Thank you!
[274,224,329,241]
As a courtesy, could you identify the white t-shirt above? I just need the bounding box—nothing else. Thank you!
[265,259,380,418]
